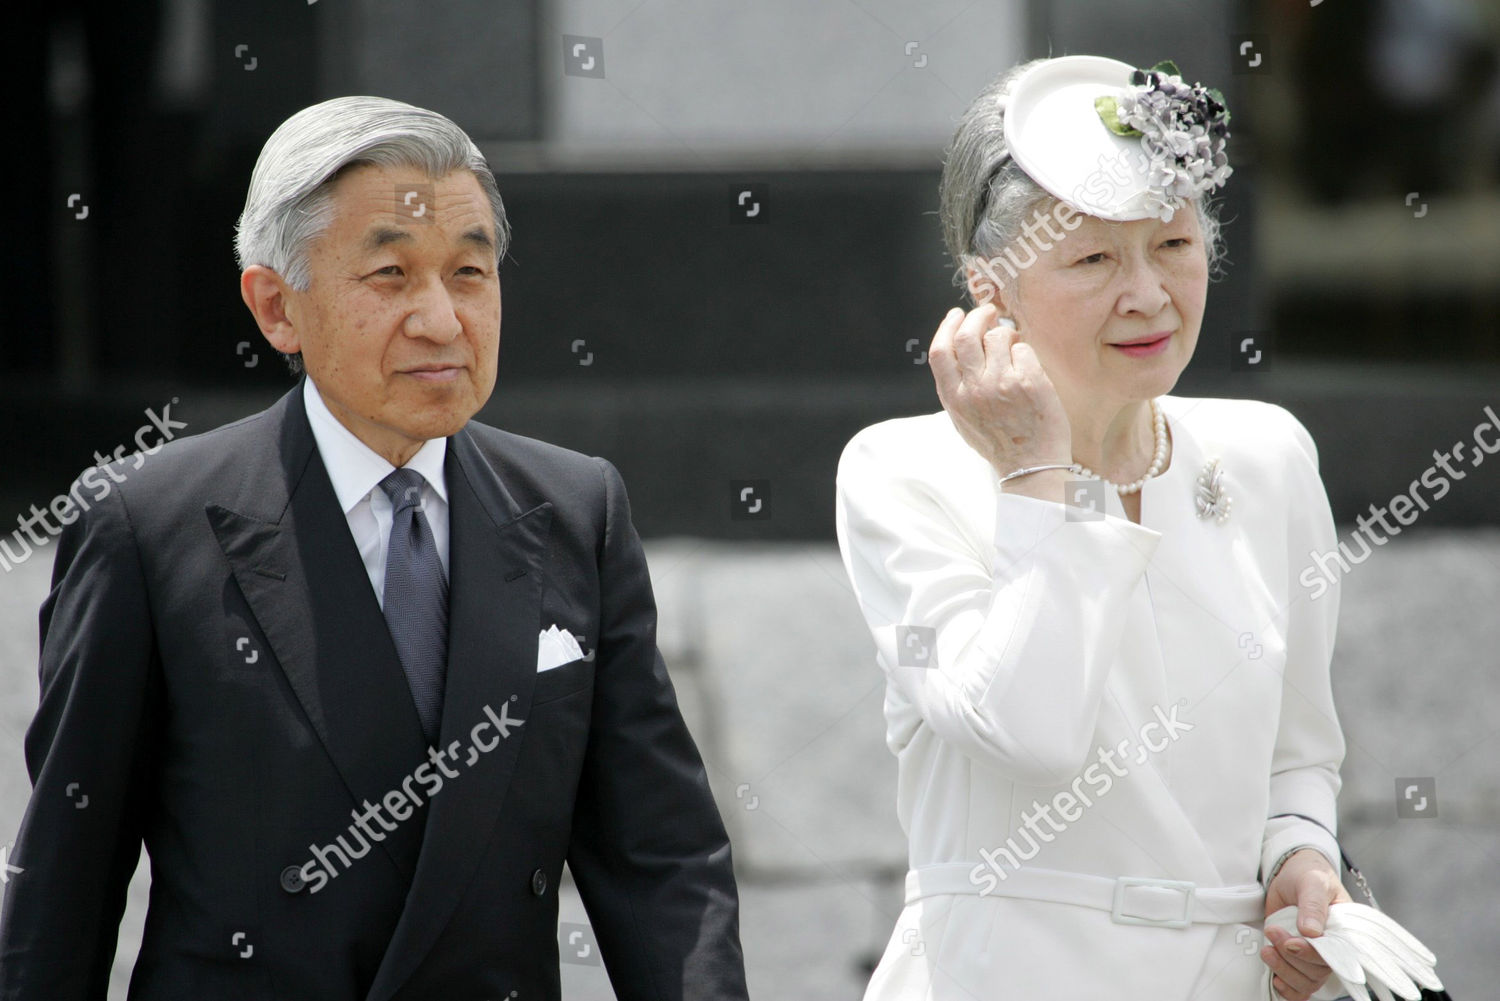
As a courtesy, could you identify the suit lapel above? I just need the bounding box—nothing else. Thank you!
[364,426,554,1001]
[206,381,429,880]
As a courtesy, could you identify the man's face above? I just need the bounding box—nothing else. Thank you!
[281,164,501,464]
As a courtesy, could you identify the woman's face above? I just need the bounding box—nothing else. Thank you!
[997,202,1208,411]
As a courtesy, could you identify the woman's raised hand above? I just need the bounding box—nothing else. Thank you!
[928,303,1073,486]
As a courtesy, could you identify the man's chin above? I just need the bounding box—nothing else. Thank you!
[392,395,482,441]
[405,411,475,442]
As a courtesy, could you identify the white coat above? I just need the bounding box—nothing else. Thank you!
[834,395,1345,1000]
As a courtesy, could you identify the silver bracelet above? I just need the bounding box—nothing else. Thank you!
[999,462,1081,484]
[1265,844,1320,884]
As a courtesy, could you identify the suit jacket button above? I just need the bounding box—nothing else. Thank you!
[530,868,547,896]
[280,864,308,894]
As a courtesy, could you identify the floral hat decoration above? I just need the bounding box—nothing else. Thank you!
[1001,55,1232,222]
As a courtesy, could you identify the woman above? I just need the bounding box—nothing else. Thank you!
[835,56,1423,1000]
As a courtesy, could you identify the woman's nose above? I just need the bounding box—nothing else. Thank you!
[1116,257,1171,317]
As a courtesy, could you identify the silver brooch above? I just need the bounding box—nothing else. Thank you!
[1194,458,1232,523]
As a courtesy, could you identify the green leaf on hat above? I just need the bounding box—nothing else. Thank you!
[1205,87,1231,124]
[1150,59,1182,77]
[1094,96,1143,137]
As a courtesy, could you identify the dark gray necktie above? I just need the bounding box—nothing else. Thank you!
[379,467,447,745]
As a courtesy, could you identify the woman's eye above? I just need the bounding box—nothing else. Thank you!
[456,266,483,276]
[1076,252,1106,265]
[1161,238,1190,249]
[375,265,403,276]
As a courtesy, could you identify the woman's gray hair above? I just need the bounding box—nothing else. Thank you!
[234,96,510,373]
[939,58,1224,304]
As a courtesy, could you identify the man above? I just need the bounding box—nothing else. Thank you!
[0,96,749,1000]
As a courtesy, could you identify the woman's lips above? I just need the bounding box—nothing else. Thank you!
[1110,334,1172,358]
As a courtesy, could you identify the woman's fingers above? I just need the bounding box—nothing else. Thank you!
[925,303,1072,476]
[1006,338,1047,384]
[928,307,966,405]
[1263,926,1335,1000]
[949,303,998,377]
[1262,943,1318,1000]
[980,320,1018,381]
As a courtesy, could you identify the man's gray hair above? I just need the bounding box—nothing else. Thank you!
[938,58,1224,303]
[235,95,510,373]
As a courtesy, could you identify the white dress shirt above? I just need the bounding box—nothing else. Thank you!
[302,378,450,609]
[836,394,1345,1000]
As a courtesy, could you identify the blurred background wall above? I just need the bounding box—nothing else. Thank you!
[2,0,1497,997]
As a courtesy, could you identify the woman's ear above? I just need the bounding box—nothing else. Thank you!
[964,265,998,308]
[963,264,1015,319]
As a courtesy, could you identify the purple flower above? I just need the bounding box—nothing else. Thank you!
[1104,61,1232,217]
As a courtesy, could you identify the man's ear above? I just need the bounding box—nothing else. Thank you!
[240,265,301,357]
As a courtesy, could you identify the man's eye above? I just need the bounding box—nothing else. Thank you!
[456,266,484,276]
[374,265,403,276]
[1076,252,1106,265]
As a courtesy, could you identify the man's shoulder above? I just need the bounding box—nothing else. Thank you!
[456,420,614,515]
[461,419,600,474]
[84,396,286,501]
[458,420,610,498]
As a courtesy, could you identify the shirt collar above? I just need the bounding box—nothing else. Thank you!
[302,377,449,514]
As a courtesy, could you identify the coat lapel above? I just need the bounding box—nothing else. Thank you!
[205,381,430,881]
[364,425,554,1001]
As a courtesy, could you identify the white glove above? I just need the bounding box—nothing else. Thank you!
[1263,902,1443,1001]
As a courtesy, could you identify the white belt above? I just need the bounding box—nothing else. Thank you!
[905,862,1265,929]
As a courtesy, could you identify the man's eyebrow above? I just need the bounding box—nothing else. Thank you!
[359,226,494,252]
[363,226,412,251]
[460,227,495,250]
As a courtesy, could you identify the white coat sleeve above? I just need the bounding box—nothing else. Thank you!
[1260,409,1346,880]
[834,420,1162,786]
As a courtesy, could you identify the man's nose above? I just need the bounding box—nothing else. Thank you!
[403,278,463,342]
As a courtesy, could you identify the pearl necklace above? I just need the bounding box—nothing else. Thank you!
[1072,398,1168,495]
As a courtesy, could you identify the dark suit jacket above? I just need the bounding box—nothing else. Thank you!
[0,379,749,1000]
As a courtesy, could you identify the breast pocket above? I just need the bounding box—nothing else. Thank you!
[532,656,594,705]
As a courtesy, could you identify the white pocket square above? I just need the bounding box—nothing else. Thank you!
[537,625,585,673]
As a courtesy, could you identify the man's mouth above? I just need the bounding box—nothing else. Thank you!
[401,364,464,382]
